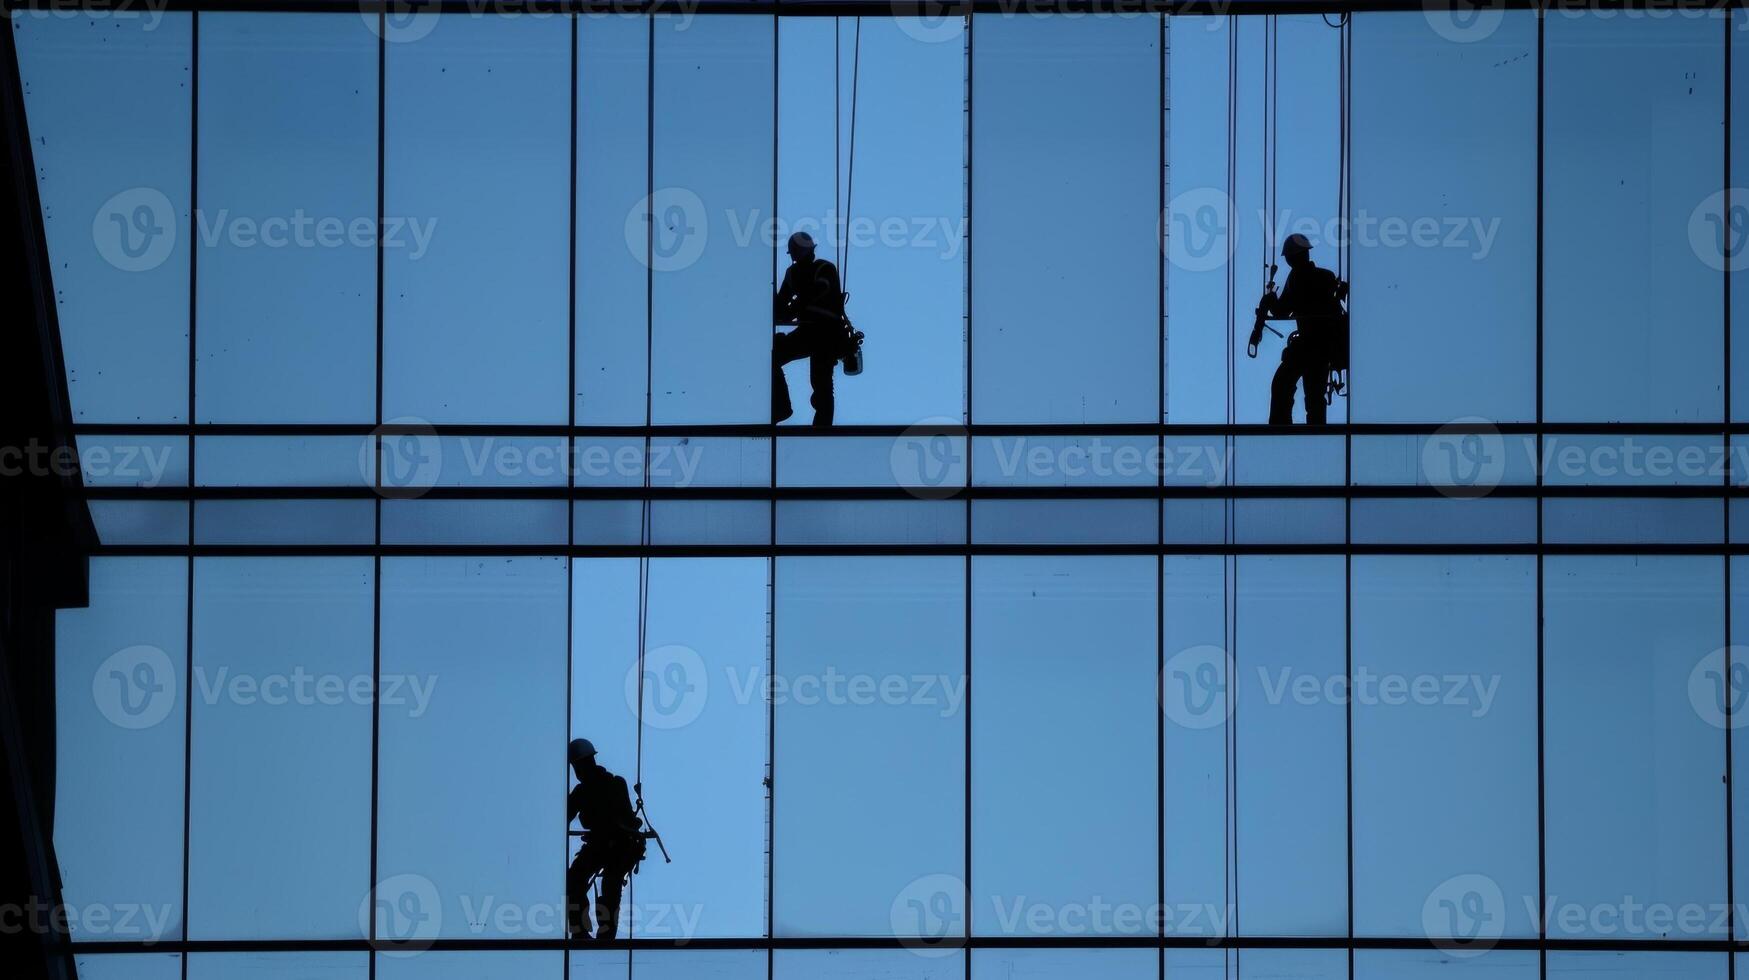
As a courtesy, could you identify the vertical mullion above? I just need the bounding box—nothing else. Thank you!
[963,12,976,978]
[766,14,779,978]
[181,14,199,975]
[368,12,386,976]
[1535,11,1548,980]
[564,10,579,971]
[1725,9,1737,976]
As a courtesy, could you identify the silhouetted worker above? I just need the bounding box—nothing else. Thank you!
[1250,233,1347,425]
[773,230,850,426]
[566,738,646,941]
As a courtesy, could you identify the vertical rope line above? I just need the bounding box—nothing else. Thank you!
[843,16,862,294]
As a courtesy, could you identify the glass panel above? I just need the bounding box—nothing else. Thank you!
[777,17,966,424]
[377,557,568,940]
[75,954,183,980]
[88,500,190,547]
[1544,10,1725,422]
[383,15,570,424]
[1350,432,1538,488]
[971,949,1156,980]
[577,13,651,425]
[376,951,562,980]
[194,500,375,547]
[1735,559,1749,940]
[1350,498,1538,546]
[1235,556,1346,936]
[774,557,965,937]
[1544,556,1727,940]
[76,435,189,488]
[1232,435,1345,486]
[650,15,774,424]
[1240,949,1346,980]
[971,556,1157,936]
[1355,950,1540,980]
[1163,556,1231,940]
[15,13,192,423]
[1352,556,1539,940]
[1351,12,1537,422]
[777,500,964,546]
[973,435,1160,487]
[1735,11,1749,423]
[187,954,366,980]
[189,558,373,940]
[782,434,967,490]
[571,559,769,939]
[775,950,965,979]
[649,499,770,546]
[1542,498,1722,546]
[1541,435,1726,486]
[971,499,1158,545]
[1547,952,1727,980]
[195,436,372,487]
[55,557,187,943]
[196,14,377,423]
[1165,14,1233,424]
[971,14,1159,423]
[1233,498,1345,545]
[380,499,569,546]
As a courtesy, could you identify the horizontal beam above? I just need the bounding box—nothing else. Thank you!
[4,0,1743,15]
[66,422,1749,437]
[88,543,1749,556]
[57,934,1749,954]
[64,484,1749,499]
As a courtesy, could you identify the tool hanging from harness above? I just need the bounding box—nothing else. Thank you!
[836,16,867,377]
[1244,14,1352,408]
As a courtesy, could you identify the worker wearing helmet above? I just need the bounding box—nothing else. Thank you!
[773,231,850,426]
[566,738,646,940]
[1249,233,1347,425]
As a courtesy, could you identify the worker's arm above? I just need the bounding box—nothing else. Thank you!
[612,775,643,834]
[774,266,798,325]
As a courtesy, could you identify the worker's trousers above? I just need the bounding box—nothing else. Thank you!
[567,837,639,940]
[1269,333,1330,426]
[774,325,842,426]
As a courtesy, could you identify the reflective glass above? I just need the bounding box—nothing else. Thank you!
[650,15,775,423]
[1544,11,1726,422]
[577,13,652,425]
[971,556,1157,936]
[377,556,569,939]
[189,558,373,939]
[572,558,769,939]
[196,14,377,423]
[1351,12,1537,422]
[1235,557,1346,936]
[971,14,1159,423]
[383,15,571,424]
[1352,556,1539,939]
[1543,556,1727,940]
[15,13,193,423]
[55,557,188,943]
[774,557,965,937]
